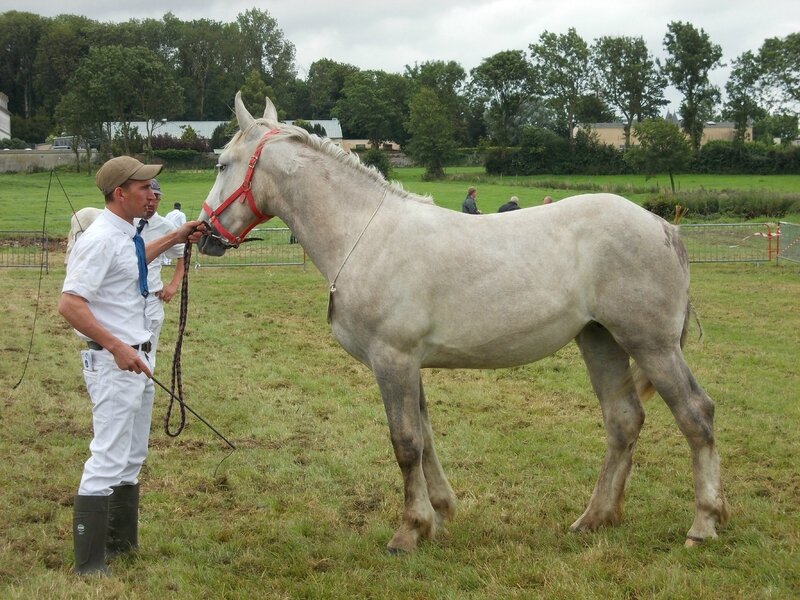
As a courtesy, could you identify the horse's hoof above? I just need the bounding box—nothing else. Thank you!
[386,546,407,556]
[684,536,704,548]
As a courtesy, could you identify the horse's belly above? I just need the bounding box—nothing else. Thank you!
[421,317,586,369]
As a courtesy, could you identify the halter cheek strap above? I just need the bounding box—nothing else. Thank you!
[202,128,281,247]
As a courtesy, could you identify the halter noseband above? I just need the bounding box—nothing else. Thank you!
[202,128,281,247]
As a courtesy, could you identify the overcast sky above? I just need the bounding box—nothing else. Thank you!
[5,1,798,112]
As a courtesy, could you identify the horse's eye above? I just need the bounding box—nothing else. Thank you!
[216,163,226,172]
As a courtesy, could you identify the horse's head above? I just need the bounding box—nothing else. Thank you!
[197,92,282,256]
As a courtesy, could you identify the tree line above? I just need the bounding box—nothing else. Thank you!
[1,9,798,177]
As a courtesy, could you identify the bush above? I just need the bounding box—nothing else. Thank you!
[690,140,800,175]
[360,148,391,178]
[0,137,30,149]
[211,121,237,150]
[643,190,800,220]
[483,127,628,176]
[151,149,216,169]
[151,133,209,153]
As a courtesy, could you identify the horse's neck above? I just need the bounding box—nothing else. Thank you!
[273,163,392,282]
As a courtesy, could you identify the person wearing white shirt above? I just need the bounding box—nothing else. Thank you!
[59,156,204,576]
[164,201,187,228]
[162,201,187,265]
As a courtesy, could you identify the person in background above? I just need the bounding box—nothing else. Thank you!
[543,195,553,204]
[461,186,481,214]
[162,202,187,265]
[164,201,186,229]
[59,156,204,576]
[135,179,185,368]
[498,196,521,212]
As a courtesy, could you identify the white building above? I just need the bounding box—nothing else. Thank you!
[0,93,11,140]
[113,120,227,140]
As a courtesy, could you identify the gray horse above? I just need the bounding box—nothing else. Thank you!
[198,93,728,553]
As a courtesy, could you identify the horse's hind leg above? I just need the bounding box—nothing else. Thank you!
[373,354,437,553]
[571,322,645,532]
[633,348,729,544]
[418,377,456,526]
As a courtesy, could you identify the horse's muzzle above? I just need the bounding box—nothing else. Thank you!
[196,228,229,256]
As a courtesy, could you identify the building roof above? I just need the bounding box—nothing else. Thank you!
[114,118,344,141]
[116,121,227,139]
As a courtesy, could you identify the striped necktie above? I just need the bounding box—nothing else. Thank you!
[134,220,149,298]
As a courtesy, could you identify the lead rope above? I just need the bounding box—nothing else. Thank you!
[164,241,193,437]
[158,240,236,478]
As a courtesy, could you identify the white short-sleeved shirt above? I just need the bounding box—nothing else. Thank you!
[62,208,150,345]
[164,208,187,228]
[135,213,184,293]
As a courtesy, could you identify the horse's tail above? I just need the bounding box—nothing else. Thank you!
[630,300,701,403]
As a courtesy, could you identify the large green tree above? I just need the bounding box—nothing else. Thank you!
[662,21,723,152]
[235,8,296,112]
[406,86,458,180]
[529,28,593,143]
[592,35,668,146]
[306,59,359,119]
[758,33,800,114]
[333,70,410,147]
[33,15,96,115]
[56,45,183,156]
[469,50,531,145]
[173,18,229,118]
[405,60,469,145]
[625,118,691,192]
[0,11,47,118]
[724,51,765,144]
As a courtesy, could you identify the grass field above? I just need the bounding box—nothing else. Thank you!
[1,168,800,235]
[1,252,798,598]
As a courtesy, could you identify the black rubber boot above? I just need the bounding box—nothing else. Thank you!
[107,483,140,559]
[73,494,110,575]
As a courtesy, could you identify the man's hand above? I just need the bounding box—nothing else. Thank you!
[107,340,153,378]
[179,220,207,244]
[159,282,179,303]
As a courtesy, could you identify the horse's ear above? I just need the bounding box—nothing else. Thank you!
[263,97,278,123]
[234,91,255,131]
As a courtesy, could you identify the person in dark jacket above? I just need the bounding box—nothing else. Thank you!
[461,187,480,214]
[498,196,521,212]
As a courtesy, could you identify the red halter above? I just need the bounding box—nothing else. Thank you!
[202,128,281,247]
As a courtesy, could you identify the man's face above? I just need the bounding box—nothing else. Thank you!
[145,194,161,219]
[118,180,157,220]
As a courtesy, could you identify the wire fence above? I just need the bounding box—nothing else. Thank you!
[777,222,800,264]
[1,223,798,271]
[0,231,49,271]
[679,222,778,263]
[192,227,306,268]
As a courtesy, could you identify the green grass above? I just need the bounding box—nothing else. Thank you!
[2,168,799,236]
[1,254,799,598]
[1,167,799,597]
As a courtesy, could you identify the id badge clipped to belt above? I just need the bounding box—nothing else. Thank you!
[80,349,94,371]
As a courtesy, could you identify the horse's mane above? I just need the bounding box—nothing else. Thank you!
[230,120,434,205]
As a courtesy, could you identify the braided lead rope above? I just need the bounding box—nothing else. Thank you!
[164,241,192,437]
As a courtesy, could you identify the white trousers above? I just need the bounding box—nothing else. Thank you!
[79,348,155,496]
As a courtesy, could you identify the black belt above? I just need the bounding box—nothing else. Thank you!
[87,340,151,353]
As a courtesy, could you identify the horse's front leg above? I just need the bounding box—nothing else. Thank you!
[373,356,437,554]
